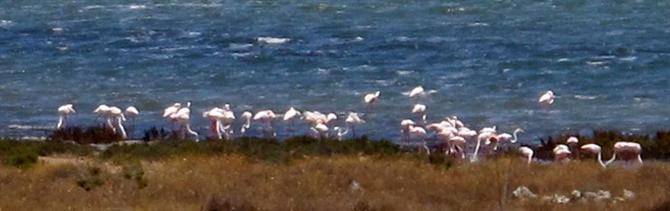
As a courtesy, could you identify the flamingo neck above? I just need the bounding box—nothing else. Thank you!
[597,152,606,168]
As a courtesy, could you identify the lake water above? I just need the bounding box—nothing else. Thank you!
[1,0,669,142]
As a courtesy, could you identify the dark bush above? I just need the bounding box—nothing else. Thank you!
[50,126,122,144]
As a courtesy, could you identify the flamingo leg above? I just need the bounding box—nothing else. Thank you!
[57,115,64,129]
[185,123,199,141]
[116,117,127,139]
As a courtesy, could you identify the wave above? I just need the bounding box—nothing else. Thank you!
[574,95,598,100]
[257,37,291,44]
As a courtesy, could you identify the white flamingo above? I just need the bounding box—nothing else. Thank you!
[580,144,606,168]
[566,136,580,158]
[448,136,467,159]
[363,91,381,106]
[125,106,139,139]
[518,146,534,164]
[538,90,556,106]
[240,111,253,135]
[172,102,198,141]
[605,141,643,166]
[553,144,571,163]
[408,125,429,154]
[344,112,365,138]
[310,123,329,139]
[472,131,497,162]
[411,104,427,124]
[93,104,113,130]
[400,119,416,142]
[495,128,524,151]
[283,107,302,133]
[253,110,277,138]
[109,106,127,139]
[57,104,76,129]
[219,108,236,140]
[407,86,425,99]
[203,108,224,140]
[163,103,182,132]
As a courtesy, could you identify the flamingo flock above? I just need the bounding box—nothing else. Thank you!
[53,87,644,167]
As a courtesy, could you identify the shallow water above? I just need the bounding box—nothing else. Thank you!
[0,0,669,142]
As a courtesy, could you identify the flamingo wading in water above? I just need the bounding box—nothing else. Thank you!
[57,104,76,129]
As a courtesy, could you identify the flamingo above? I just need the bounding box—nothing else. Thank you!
[472,131,497,162]
[580,144,606,168]
[553,144,571,163]
[363,91,381,106]
[283,107,302,133]
[408,86,425,99]
[125,106,139,139]
[495,128,524,151]
[240,111,253,135]
[332,126,347,141]
[479,126,497,134]
[497,128,523,144]
[448,136,467,159]
[411,104,427,124]
[109,106,127,139]
[605,141,642,166]
[310,123,329,139]
[56,104,76,129]
[457,127,477,138]
[518,146,534,164]
[172,102,198,141]
[203,108,224,140]
[446,116,464,129]
[538,90,556,106]
[408,125,429,154]
[125,106,139,119]
[253,110,277,138]
[344,112,365,138]
[219,108,236,140]
[566,136,580,158]
[400,119,416,142]
[163,103,182,132]
[93,104,113,130]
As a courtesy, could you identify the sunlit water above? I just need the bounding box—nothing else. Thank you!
[1,0,669,142]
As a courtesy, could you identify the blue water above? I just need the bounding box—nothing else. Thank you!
[1,0,669,142]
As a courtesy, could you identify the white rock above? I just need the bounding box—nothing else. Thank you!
[571,190,582,199]
[513,186,537,199]
[623,189,635,200]
[551,194,571,204]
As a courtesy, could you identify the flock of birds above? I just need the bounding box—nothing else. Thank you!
[54,86,643,166]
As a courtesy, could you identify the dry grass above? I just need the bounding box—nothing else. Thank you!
[1,154,669,210]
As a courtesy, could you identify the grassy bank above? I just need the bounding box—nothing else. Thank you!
[1,154,670,210]
[1,130,670,210]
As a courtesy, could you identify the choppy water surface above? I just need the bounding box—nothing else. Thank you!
[1,0,669,141]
